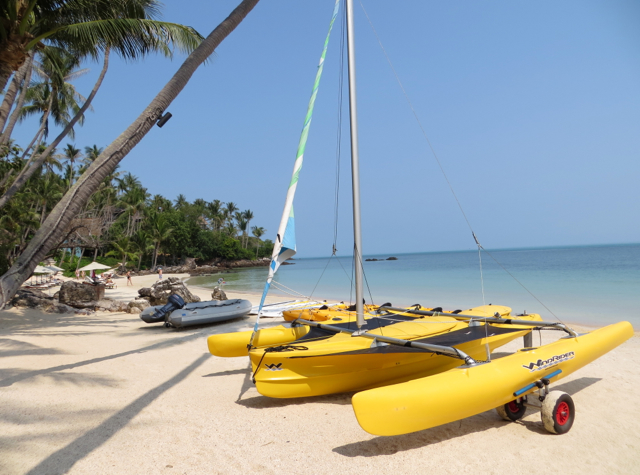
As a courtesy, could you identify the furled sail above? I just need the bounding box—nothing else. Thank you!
[251,0,341,341]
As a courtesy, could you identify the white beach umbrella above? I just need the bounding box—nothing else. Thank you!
[78,262,112,272]
[46,265,64,272]
[33,265,54,274]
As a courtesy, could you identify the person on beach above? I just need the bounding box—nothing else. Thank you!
[127,271,132,286]
[75,269,79,280]
[81,270,85,280]
[158,268,163,279]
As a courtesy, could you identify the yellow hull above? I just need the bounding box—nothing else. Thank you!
[207,324,311,357]
[208,303,458,357]
[352,321,634,436]
[251,306,542,398]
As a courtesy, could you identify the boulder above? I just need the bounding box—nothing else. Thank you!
[386,256,398,260]
[211,287,227,301]
[128,298,150,314]
[137,277,200,306]
[96,299,129,313]
[59,281,104,308]
[10,289,80,314]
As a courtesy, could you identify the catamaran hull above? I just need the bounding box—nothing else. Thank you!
[207,324,311,357]
[351,321,633,436]
[252,316,539,398]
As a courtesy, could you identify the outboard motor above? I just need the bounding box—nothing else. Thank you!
[144,294,186,324]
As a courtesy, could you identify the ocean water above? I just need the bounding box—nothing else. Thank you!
[187,244,640,329]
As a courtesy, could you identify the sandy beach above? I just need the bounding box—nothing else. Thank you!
[1,273,638,474]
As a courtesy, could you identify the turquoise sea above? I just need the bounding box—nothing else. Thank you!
[187,243,639,329]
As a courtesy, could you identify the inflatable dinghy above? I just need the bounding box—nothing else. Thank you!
[140,294,252,328]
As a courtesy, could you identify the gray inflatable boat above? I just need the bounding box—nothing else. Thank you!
[140,294,251,328]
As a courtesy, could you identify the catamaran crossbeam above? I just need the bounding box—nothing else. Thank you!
[379,305,579,338]
[294,318,478,365]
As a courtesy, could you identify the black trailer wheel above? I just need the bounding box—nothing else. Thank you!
[496,397,527,422]
[541,391,575,434]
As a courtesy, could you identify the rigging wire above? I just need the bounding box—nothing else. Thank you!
[358,0,562,322]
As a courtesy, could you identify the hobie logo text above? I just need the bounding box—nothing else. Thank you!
[522,352,575,372]
[264,363,283,371]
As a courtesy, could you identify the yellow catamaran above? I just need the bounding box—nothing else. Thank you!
[207,0,632,436]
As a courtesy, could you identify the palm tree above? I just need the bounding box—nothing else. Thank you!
[22,48,90,136]
[237,218,248,247]
[174,194,188,209]
[32,175,63,225]
[131,229,153,270]
[0,0,261,308]
[148,211,173,270]
[0,0,205,207]
[251,225,265,258]
[60,143,83,188]
[106,237,138,272]
[0,0,204,92]
[206,199,223,231]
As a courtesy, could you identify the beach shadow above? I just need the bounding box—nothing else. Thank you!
[0,338,67,358]
[333,376,605,456]
[23,353,209,475]
[237,391,353,409]
[0,331,209,388]
[0,308,139,335]
[334,412,502,456]
[202,368,249,378]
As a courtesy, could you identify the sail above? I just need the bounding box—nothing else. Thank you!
[252,0,341,336]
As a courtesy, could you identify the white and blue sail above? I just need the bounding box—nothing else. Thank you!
[251,0,341,343]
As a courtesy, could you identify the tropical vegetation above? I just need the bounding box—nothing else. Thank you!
[0,0,261,308]
[0,140,273,275]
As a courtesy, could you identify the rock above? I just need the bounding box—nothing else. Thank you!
[96,299,129,313]
[137,277,200,306]
[211,288,227,301]
[59,281,104,308]
[386,256,398,260]
[10,289,76,314]
[128,298,150,314]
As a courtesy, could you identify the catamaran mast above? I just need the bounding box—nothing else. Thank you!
[345,0,366,330]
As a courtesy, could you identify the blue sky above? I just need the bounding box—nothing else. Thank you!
[12,0,640,257]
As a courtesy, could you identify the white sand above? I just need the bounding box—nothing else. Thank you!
[0,273,638,474]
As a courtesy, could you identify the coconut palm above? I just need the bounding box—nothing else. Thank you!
[174,194,188,209]
[0,0,260,308]
[0,0,204,92]
[251,225,265,258]
[106,237,138,272]
[148,211,173,270]
[31,175,63,224]
[0,0,205,207]
[131,229,153,270]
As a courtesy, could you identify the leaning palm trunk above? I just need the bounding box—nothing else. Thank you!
[0,55,34,143]
[0,56,32,133]
[0,50,110,210]
[0,0,260,308]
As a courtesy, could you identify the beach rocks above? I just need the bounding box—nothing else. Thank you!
[58,281,102,309]
[137,277,200,306]
[10,289,79,314]
[127,299,150,314]
[95,299,129,313]
[211,287,227,301]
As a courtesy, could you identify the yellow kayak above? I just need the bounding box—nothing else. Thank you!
[352,321,633,436]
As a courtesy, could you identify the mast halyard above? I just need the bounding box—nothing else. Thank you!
[345,0,366,330]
